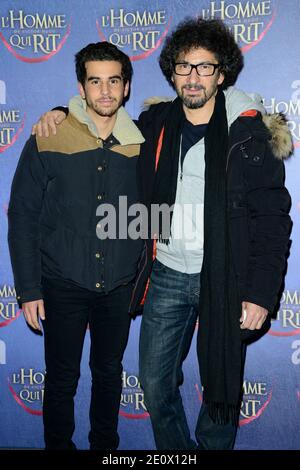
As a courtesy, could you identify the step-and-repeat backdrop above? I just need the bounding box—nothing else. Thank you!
[0,0,299,450]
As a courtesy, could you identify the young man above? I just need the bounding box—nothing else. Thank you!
[8,42,144,450]
[32,19,292,451]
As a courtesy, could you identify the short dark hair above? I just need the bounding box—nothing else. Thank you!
[159,18,243,90]
[75,41,133,86]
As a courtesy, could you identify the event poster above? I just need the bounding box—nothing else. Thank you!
[0,0,299,450]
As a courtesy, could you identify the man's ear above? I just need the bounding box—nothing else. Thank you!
[217,72,225,87]
[78,82,85,99]
[124,80,129,98]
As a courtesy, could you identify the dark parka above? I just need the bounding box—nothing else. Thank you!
[129,101,292,316]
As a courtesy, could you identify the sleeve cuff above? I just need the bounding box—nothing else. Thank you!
[52,106,69,116]
[16,288,43,307]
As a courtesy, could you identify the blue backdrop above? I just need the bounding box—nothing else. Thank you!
[0,0,299,450]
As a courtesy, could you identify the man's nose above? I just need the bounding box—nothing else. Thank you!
[186,67,200,82]
[100,81,110,94]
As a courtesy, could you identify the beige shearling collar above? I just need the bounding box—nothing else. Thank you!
[69,95,144,145]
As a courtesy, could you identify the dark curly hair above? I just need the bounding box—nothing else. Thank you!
[159,18,243,90]
[75,41,133,86]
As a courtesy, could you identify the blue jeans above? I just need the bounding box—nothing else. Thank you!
[139,259,237,450]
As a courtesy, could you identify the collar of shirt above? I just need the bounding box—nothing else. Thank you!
[102,133,120,149]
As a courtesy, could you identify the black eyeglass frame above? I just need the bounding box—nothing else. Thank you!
[173,62,221,77]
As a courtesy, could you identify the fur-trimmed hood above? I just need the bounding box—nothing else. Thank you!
[142,92,293,161]
[262,113,293,160]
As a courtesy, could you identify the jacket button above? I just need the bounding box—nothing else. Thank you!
[253,156,260,162]
[97,194,102,200]
[97,165,103,171]
[95,252,102,259]
[96,139,101,144]
[96,283,100,288]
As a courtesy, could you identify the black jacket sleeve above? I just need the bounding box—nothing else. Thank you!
[52,106,69,115]
[7,136,48,305]
[243,136,291,312]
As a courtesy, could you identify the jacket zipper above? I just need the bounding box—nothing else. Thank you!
[226,136,251,172]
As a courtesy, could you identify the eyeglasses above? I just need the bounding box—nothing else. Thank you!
[173,62,221,77]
